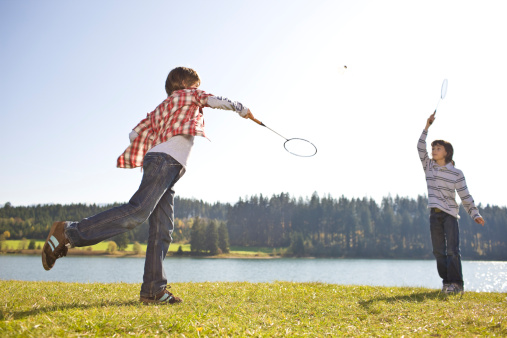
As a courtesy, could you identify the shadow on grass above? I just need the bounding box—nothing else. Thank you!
[1,299,141,321]
[359,290,448,312]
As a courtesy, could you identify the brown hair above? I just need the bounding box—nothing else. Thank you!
[431,139,455,165]
[165,67,201,96]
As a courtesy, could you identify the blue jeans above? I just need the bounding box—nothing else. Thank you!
[65,153,184,297]
[429,209,463,287]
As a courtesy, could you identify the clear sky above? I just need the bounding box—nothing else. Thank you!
[1,0,506,208]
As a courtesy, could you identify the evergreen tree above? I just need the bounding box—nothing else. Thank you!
[358,198,373,256]
[113,232,129,251]
[218,221,230,253]
[190,217,206,253]
[1,194,506,260]
[176,245,184,255]
[205,220,220,255]
[28,239,36,250]
[290,232,305,256]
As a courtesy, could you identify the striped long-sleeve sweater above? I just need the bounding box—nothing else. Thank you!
[418,129,481,220]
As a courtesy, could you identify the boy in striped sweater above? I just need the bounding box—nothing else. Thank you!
[418,112,485,294]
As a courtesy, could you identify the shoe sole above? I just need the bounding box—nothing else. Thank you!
[42,221,65,271]
[139,297,182,304]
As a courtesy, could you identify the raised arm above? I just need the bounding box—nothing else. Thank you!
[425,112,435,131]
[418,113,435,169]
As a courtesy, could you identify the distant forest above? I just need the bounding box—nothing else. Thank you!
[1,193,506,260]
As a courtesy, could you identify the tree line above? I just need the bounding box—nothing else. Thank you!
[0,193,505,260]
[227,193,506,260]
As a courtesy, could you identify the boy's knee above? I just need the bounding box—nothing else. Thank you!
[432,249,445,259]
[123,212,149,230]
[447,248,460,257]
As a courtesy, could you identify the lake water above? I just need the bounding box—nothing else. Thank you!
[1,255,506,292]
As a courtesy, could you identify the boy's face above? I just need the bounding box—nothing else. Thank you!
[431,144,447,162]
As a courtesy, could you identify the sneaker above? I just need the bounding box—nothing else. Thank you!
[441,283,451,293]
[140,287,182,304]
[446,283,464,294]
[42,221,71,271]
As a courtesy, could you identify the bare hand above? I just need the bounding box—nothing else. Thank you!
[474,217,485,226]
[243,109,254,120]
[425,112,436,130]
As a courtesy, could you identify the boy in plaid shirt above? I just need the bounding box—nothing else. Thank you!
[418,112,485,294]
[42,67,254,304]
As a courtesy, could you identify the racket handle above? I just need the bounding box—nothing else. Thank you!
[249,116,265,126]
[430,110,436,124]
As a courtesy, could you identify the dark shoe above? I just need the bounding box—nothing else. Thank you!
[441,283,451,293]
[42,221,71,271]
[140,287,182,304]
[446,283,464,294]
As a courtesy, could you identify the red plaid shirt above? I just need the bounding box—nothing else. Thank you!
[117,88,212,168]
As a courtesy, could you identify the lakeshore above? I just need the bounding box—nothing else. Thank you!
[1,239,283,259]
[1,249,279,259]
[2,255,506,293]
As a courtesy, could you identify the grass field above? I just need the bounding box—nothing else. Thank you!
[1,239,181,253]
[1,240,281,257]
[0,280,505,337]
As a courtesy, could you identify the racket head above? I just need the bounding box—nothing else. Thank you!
[283,138,317,157]
[441,79,448,99]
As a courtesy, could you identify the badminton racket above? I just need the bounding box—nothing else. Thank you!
[249,117,317,157]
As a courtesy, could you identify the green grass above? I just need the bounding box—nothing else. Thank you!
[2,240,162,252]
[0,281,505,337]
[75,242,191,253]
[229,246,285,255]
[2,240,278,256]
[2,240,187,252]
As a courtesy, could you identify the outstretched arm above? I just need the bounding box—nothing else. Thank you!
[206,96,253,119]
[425,112,435,131]
[418,113,435,169]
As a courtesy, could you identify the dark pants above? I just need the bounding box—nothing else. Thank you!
[65,153,183,297]
[429,209,463,287]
